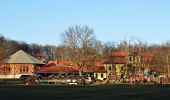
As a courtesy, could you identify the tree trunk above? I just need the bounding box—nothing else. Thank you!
[79,70,82,77]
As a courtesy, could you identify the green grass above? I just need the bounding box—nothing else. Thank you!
[0,79,22,85]
[0,85,170,100]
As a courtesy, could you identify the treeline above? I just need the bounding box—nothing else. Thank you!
[0,33,82,62]
[0,34,56,61]
[1,27,170,74]
[1,34,170,63]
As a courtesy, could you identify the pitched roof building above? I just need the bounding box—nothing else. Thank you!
[0,50,45,79]
[3,50,44,64]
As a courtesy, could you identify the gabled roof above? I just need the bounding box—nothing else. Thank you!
[3,50,45,64]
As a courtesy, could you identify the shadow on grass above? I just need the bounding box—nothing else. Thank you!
[0,84,170,100]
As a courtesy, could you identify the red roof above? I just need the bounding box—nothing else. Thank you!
[140,52,154,63]
[102,56,127,64]
[108,51,128,57]
[35,66,78,73]
[95,62,104,67]
[36,65,106,73]
[140,52,153,57]
[35,54,46,57]
[36,60,107,73]
[93,66,106,73]
[82,62,106,73]
[103,51,128,64]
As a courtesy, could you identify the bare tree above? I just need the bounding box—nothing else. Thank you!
[43,45,56,60]
[102,41,116,55]
[30,44,44,55]
[61,25,101,76]
[151,42,170,77]
[0,35,6,62]
[55,45,70,62]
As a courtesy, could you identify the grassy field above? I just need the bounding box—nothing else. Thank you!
[0,84,170,100]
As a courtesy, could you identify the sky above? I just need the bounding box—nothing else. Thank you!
[0,0,170,45]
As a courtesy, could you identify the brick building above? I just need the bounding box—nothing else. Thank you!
[0,50,45,78]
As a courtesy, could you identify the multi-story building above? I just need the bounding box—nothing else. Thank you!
[103,50,128,79]
[103,50,154,79]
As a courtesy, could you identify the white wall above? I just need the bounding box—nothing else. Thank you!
[0,74,33,79]
[94,73,107,81]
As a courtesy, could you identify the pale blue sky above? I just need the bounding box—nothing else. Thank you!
[0,0,170,45]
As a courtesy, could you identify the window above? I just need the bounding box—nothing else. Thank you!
[3,66,10,74]
[26,66,29,73]
[7,66,10,73]
[20,66,29,73]
[121,66,124,70]
[96,74,98,78]
[109,66,112,70]
[23,66,26,73]
[129,57,132,61]
[20,66,23,73]
[101,74,103,78]
[3,67,5,73]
